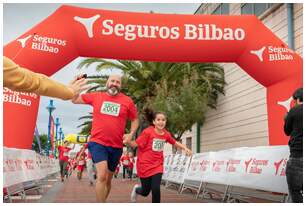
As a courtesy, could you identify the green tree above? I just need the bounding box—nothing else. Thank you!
[151,81,209,140]
[32,134,48,153]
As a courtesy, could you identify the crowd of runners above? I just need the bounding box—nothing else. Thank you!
[58,142,138,184]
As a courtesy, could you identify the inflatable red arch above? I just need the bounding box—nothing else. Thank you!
[4,5,302,149]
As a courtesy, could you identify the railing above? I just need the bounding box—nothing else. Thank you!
[162,145,289,203]
[3,147,60,202]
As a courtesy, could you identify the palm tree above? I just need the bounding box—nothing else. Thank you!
[77,58,226,140]
[77,112,92,135]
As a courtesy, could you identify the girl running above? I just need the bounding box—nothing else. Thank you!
[124,109,192,203]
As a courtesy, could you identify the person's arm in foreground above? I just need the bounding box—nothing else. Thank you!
[3,56,88,100]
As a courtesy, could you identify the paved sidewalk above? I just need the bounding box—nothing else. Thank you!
[18,171,209,203]
[8,170,284,203]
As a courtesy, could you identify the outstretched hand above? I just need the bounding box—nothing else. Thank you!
[68,74,90,98]
[184,148,193,156]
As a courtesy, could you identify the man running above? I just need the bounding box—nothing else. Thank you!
[71,74,139,202]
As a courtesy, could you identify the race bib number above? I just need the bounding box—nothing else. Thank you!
[123,160,129,165]
[152,138,166,152]
[63,152,68,157]
[79,160,85,165]
[101,101,121,116]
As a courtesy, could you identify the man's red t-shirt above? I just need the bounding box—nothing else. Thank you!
[82,92,137,148]
[135,126,176,178]
[58,146,71,162]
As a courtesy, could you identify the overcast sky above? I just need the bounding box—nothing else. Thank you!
[3,3,200,136]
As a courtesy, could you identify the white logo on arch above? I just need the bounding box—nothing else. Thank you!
[250,46,266,62]
[74,14,100,38]
[17,35,32,48]
[277,97,293,112]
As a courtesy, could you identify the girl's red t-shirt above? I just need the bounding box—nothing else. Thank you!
[136,126,176,178]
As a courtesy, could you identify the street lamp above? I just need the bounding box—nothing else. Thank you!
[46,99,56,156]
[59,127,63,146]
[61,132,65,145]
[54,118,60,158]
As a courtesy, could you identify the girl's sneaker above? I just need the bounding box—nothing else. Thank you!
[131,184,140,202]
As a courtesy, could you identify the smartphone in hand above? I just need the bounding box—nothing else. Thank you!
[77,74,87,80]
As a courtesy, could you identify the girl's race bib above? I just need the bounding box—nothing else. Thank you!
[152,138,166,152]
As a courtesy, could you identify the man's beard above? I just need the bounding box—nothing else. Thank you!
[107,86,120,96]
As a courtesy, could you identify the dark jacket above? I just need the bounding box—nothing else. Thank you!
[284,104,303,158]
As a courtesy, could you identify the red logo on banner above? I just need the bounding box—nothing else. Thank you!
[226,159,241,173]
[273,158,287,176]
[245,158,253,172]
[24,159,34,170]
[212,160,225,172]
[245,158,269,174]
[200,160,210,172]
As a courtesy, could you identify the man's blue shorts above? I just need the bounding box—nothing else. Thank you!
[87,142,123,172]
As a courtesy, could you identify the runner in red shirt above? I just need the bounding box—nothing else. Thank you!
[124,109,192,203]
[76,151,86,180]
[77,142,96,185]
[71,74,139,202]
[120,151,131,179]
[128,151,135,179]
[58,141,71,182]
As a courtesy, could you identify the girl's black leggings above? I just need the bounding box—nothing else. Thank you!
[136,173,162,203]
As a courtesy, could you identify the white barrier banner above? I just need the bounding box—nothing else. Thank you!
[184,146,289,194]
[186,152,211,182]
[162,154,174,181]
[162,154,190,184]
[3,147,60,187]
[226,146,289,194]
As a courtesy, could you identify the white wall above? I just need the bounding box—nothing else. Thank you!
[180,3,303,153]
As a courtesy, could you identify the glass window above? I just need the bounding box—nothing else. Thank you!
[212,5,221,15]
[186,137,192,150]
[254,3,268,16]
[221,4,229,14]
[241,3,272,16]
[212,4,229,15]
[241,3,253,14]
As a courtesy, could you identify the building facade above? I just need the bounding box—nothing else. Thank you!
[176,3,303,154]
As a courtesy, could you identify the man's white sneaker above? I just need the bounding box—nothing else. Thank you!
[131,184,139,203]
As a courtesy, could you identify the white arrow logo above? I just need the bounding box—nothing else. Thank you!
[17,35,32,48]
[250,46,266,62]
[74,15,100,38]
[277,97,293,112]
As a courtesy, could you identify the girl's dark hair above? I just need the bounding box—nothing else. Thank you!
[144,108,167,124]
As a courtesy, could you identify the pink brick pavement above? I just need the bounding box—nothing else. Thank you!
[53,171,207,203]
